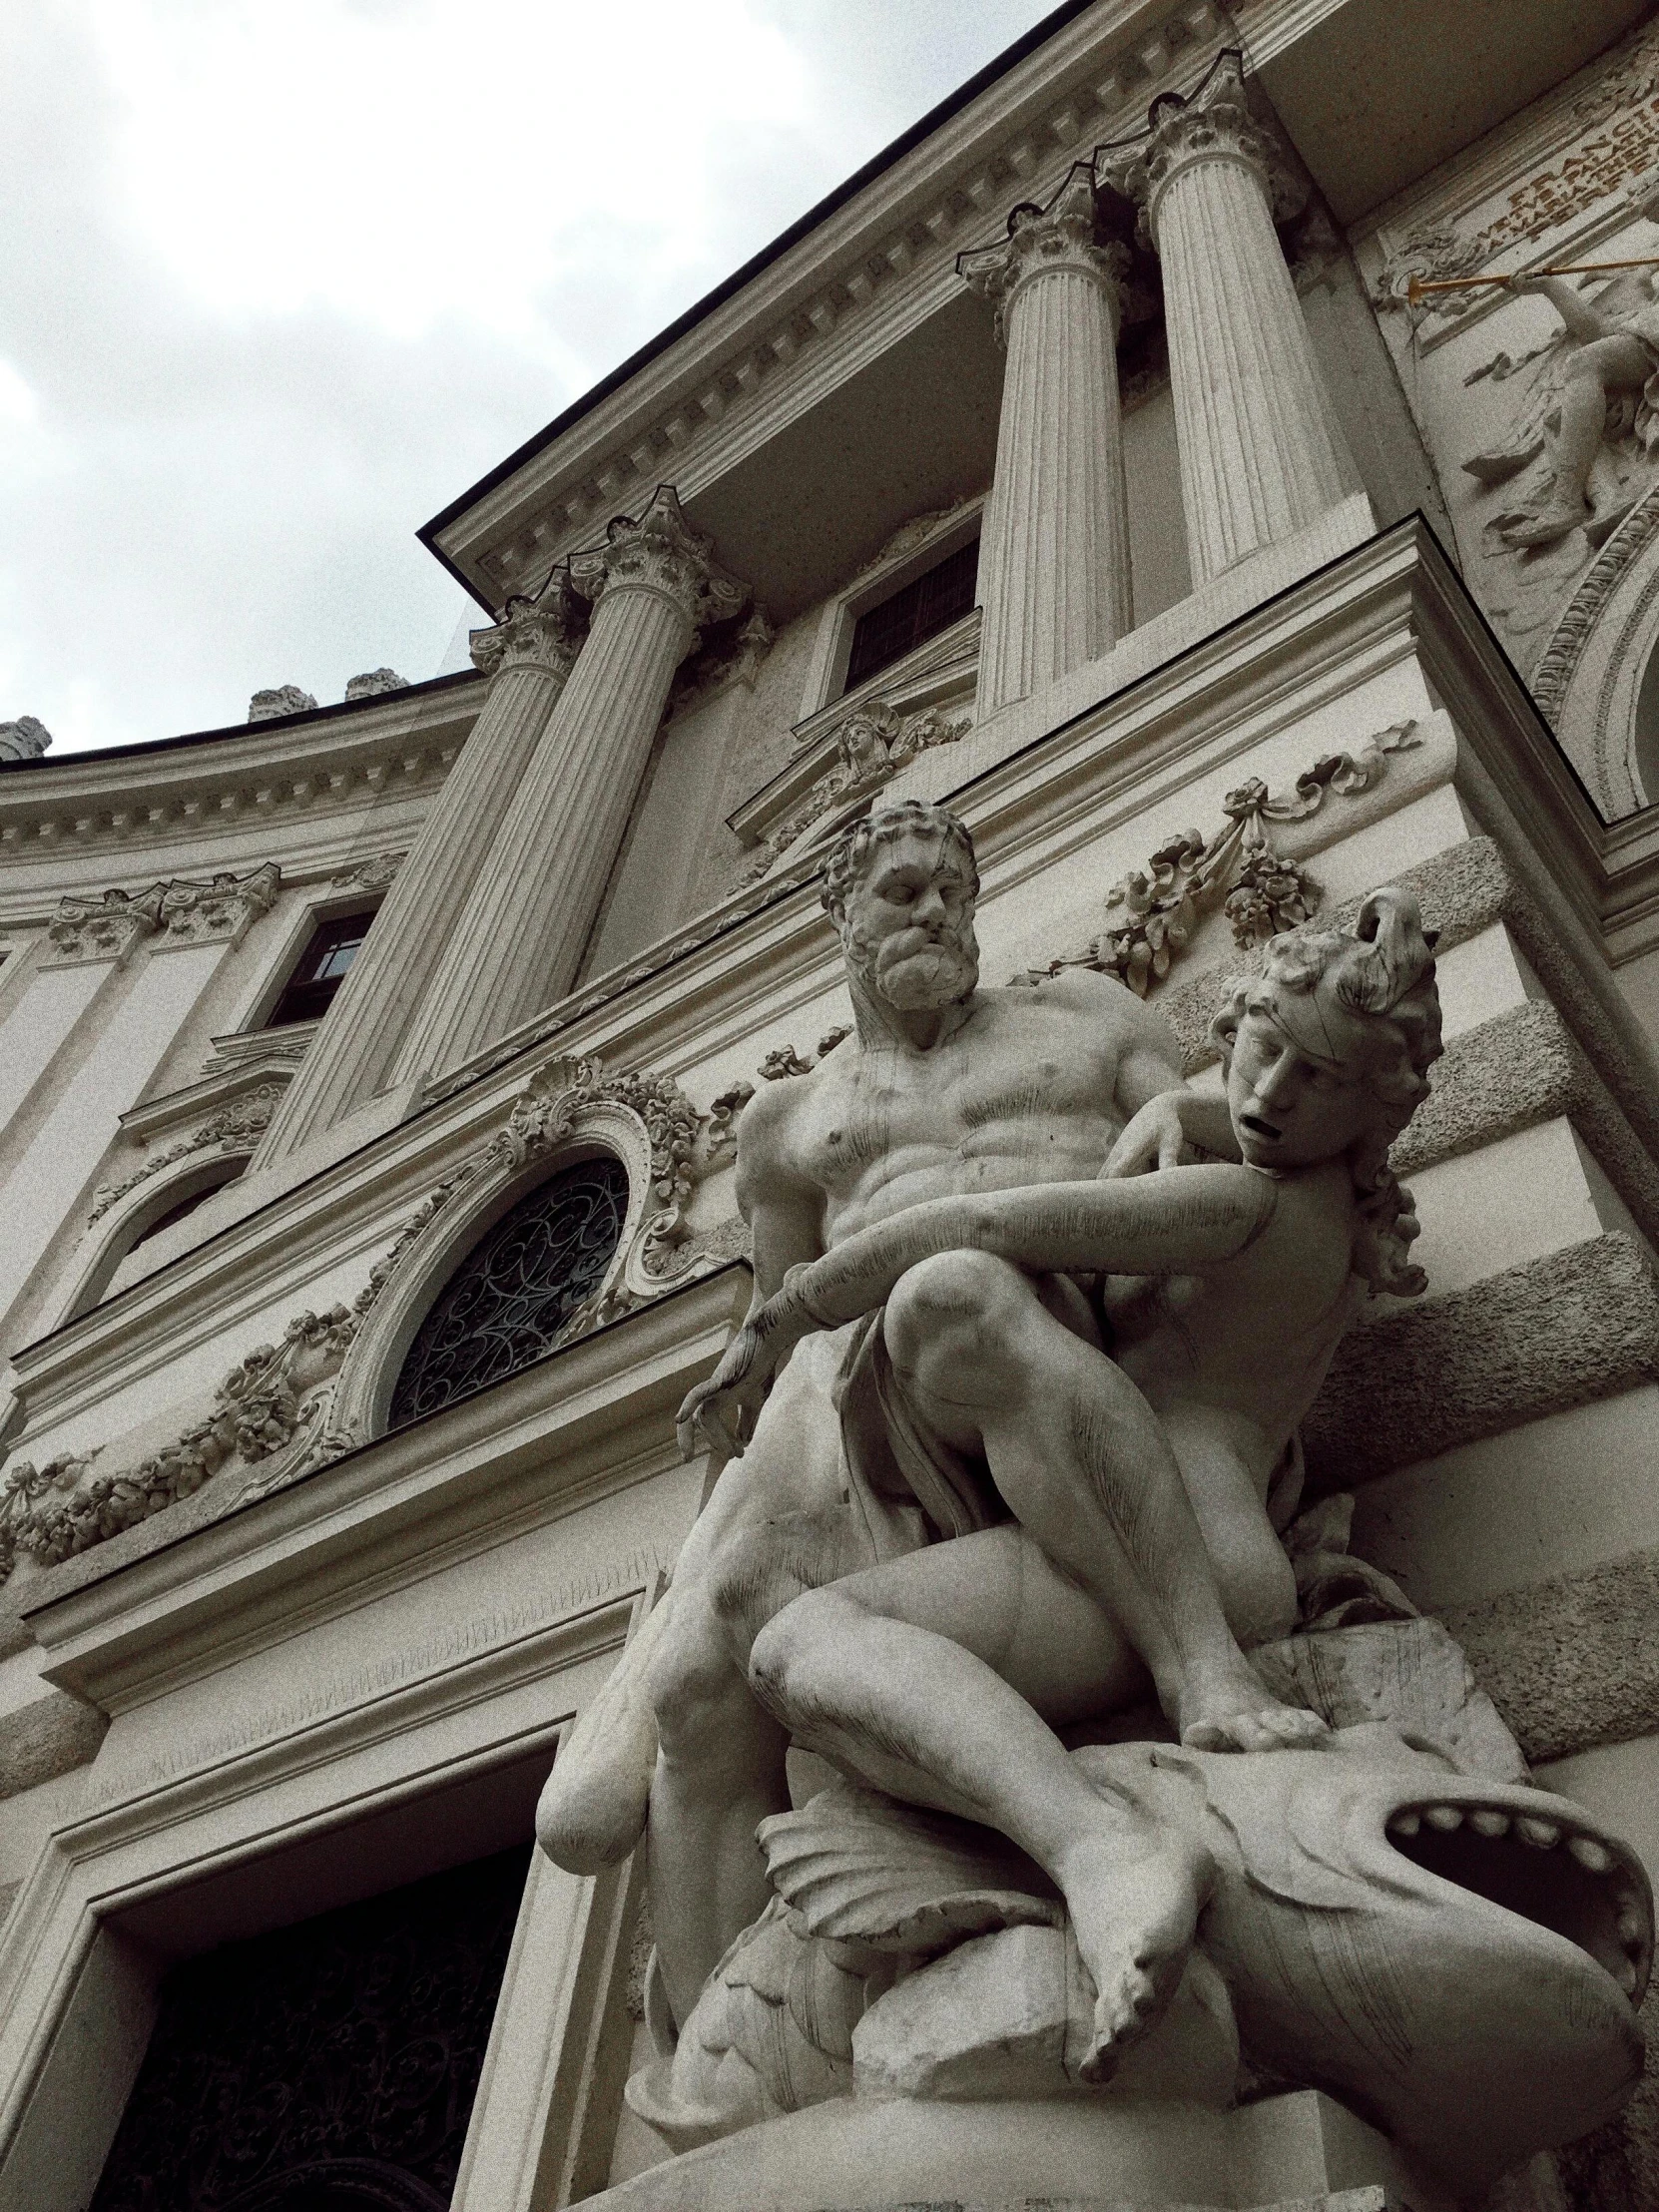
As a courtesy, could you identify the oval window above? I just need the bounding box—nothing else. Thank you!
[388,1156,630,1427]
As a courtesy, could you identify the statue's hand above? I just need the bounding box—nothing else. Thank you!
[674,1280,819,1460]
[1101,1094,1187,1179]
[676,1321,773,1460]
[1502,272,1552,297]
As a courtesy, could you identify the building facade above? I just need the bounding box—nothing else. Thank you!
[4,1,1659,2205]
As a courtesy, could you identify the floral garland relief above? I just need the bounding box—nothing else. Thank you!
[1015,723,1422,995]
[0,1058,745,1587]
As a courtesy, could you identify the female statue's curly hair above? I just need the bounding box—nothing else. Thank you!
[1211,886,1444,1298]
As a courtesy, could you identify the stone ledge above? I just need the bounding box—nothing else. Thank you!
[0,1688,107,1803]
[1444,1547,1659,1769]
[1303,1233,1659,1486]
[1389,998,1659,1247]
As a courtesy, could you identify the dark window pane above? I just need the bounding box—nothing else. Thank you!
[266,908,377,1028]
[844,536,979,693]
[130,1166,245,1249]
[90,1847,529,2212]
[389,1156,631,1426]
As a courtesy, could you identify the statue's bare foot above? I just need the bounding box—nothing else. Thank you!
[1178,1661,1329,1754]
[1501,502,1590,548]
[1057,1829,1202,2083]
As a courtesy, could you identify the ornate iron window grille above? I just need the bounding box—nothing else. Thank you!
[388,1154,630,1427]
[90,1847,530,2212]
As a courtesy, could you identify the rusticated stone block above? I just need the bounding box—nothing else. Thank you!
[1443,1547,1659,1767]
[0,1689,108,1803]
[1303,1233,1659,1487]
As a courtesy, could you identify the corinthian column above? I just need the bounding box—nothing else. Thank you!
[1100,51,1355,587]
[394,486,746,1086]
[960,165,1134,716]
[257,580,581,1166]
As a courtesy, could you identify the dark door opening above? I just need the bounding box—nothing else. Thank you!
[91,1846,530,2212]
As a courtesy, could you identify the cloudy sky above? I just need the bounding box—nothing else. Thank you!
[1,1,1054,756]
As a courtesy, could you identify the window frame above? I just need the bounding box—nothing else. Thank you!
[797,499,985,721]
[261,904,379,1031]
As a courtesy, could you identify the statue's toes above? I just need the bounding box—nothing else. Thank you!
[1259,1704,1329,1748]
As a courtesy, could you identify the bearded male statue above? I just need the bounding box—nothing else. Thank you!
[538,799,1327,2046]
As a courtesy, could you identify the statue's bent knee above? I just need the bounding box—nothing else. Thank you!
[885,1248,1028,1379]
[748,1585,843,1722]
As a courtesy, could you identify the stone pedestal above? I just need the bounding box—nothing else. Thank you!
[961,165,1134,715]
[393,487,746,1088]
[1101,52,1357,587]
[256,583,581,1165]
[587,2089,1449,2211]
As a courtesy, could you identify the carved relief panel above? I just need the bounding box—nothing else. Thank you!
[1355,14,1659,811]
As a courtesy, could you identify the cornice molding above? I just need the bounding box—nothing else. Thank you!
[431,0,1231,606]
[0,682,478,876]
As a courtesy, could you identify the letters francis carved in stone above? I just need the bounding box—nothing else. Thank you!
[537,801,1652,2199]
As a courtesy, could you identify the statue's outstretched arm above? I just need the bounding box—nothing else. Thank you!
[679,1165,1276,1455]
[792,1163,1276,1327]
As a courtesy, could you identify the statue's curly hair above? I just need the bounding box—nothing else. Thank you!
[1211,886,1443,1299]
[821,801,979,924]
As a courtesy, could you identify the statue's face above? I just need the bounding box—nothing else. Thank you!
[841,833,979,1011]
[1225,1004,1381,1170]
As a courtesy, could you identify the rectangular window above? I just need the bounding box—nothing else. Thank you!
[843,536,980,695]
[265,907,376,1028]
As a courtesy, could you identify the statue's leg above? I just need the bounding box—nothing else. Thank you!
[646,1582,791,2029]
[883,1250,1322,1753]
[1507,333,1650,542]
[749,1524,1211,2079]
[645,1336,870,2028]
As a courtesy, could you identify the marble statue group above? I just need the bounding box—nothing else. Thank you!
[538,799,1651,2195]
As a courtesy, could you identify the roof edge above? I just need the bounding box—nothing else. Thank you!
[415,0,1100,583]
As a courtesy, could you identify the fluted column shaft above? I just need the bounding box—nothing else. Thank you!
[1105,53,1354,587]
[961,168,1133,716]
[257,592,580,1166]
[395,487,745,1086]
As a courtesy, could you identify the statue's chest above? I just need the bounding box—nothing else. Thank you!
[806,1039,1108,1181]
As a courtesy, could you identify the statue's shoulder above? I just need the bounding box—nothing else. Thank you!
[993,967,1173,1039]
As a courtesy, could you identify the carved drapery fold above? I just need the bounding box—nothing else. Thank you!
[1099,50,1356,586]
[960,166,1134,711]
[393,489,750,1086]
[256,574,585,1166]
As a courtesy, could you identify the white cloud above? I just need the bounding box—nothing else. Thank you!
[90,0,811,344]
[1,0,1048,753]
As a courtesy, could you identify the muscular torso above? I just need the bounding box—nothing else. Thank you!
[752,976,1177,1253]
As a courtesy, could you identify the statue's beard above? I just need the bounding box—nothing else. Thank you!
[850,922,979,1012]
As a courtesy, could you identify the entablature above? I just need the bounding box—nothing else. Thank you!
[0,674,481,920]
[424,0,1231,620]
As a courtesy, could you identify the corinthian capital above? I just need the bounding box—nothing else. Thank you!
[957,166,1132,342]
[570,485,748,642]
[469,567,585,682]
[1097,49,1308,238]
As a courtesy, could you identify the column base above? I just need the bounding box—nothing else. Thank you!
[585,2088,1452,2212]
